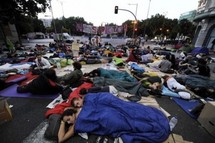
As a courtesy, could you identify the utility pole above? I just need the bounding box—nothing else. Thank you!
[128,3,138,38]
[49,0,57,33]
[143,0,152,40]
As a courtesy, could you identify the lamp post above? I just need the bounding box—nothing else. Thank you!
[49,0,57,33]
[57,0,65,18]
[143,0,152,40]
[114,6,137,38]
[60,1,65,18]
[128,3,138,38]
[128,3,138,17]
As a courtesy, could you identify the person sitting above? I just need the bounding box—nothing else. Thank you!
[17,68,63,95]
[125,47,139,63]
[35,54,51,69]
[58,61,83,87]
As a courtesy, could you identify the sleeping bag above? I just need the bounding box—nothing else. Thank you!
[75,92,170,143]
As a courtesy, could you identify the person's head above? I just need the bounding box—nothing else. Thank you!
[73,61,82,70]
[149,82,162,90]
[61,109,77,125]
[79,88,88,96]
[44,69,57,81]
[162,75,170,82]
[71,97,83,108]
[37,54,42,61]
[165,54,170,60]
[87,69,100,77]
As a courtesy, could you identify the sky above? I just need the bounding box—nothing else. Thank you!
[38,0,199,26]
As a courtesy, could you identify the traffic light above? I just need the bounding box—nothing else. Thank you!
[114,6,118,14]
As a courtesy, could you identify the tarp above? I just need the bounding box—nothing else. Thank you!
[75,92,170,143]
[191,47,209,55]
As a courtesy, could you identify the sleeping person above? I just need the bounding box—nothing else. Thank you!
[17,68,63,95]
[58,92,170,143]
[162,75,191,99]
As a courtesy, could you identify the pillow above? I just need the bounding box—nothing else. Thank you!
[44,114,61,140]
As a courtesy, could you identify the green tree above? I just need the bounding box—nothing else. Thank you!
[51,16,88,35]
[0,0,48,23]
[0,0,48,42]
[178,19,196,39]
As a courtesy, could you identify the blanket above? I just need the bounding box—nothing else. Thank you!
[99,68,137,82]
[45,82,93,118]
[75,92,170,143]
[93,77,149,98]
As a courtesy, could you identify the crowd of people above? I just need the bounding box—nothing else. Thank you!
[1,36,215,143]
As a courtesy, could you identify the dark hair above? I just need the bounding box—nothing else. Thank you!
[44,69,57,81]
[73,62,82,70]
[71,97,80,107]
[88,69,100,77]
[79,88,88,95]
[61,109,77,120]
[162,75,170,81]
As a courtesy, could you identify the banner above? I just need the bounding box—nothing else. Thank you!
[76,23,83,32]
[76,23,124,34]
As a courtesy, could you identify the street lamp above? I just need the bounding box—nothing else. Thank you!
[143,0,152,39]
[128,3,138,17]
[128,3,138,38]
[49,0,57,33]
[57,0,65,18]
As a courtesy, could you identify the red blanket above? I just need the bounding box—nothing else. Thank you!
[45,82,93,118]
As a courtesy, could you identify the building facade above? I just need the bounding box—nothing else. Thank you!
[193,0,215,49]
[179,10,196,22]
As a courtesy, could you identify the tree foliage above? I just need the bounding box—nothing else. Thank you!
[0,0,48,23]
[125,13,196,40]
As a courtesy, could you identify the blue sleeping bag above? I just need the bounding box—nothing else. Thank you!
[75,92,170,143]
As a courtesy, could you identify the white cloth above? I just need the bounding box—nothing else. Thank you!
[109,85,118,96]
[166,77,186,92]
[178,91,191,99]
[35,57,51,69]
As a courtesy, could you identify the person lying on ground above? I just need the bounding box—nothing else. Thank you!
[66,93,170,143]
[162,75,192,99]
[178,55,197,74]
[84,68,137,82]
[58,109,81,143]
[17,68,63,95]
[158,54,175,74]
[79,85,118,96]
[132,72,163,96]
[185,57,210,77]
[174,74,215,99]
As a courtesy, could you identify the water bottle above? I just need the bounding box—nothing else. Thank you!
[169,116,178,131]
